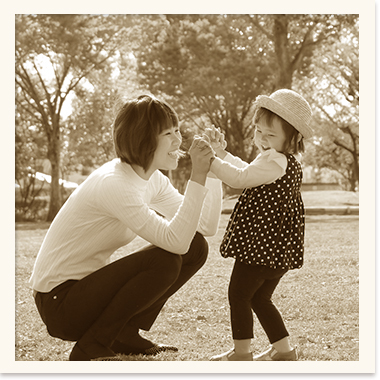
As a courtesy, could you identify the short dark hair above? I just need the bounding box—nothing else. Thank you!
[253,107,305,154]
[113,95,179,171]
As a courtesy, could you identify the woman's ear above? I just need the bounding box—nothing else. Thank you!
[297,133,302,143]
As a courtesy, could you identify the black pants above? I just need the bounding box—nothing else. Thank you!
[34,232,208,348]
[228,260,289,343]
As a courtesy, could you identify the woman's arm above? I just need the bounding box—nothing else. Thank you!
[99,176,208,255]
[196,177,223,236]
[149,173,223,237]
[98,138,215,255]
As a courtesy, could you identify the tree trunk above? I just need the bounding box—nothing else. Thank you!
[351,155,359,191]
[272,15,293,90]
[46,124,62,222]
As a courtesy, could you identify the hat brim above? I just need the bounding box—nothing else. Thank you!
[256,95,313,139]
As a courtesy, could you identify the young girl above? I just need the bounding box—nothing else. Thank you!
[206,89,313,361]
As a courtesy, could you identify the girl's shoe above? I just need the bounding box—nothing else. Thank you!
[210,348,253,361]
[252,346,297,361]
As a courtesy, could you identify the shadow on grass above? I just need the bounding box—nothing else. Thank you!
[16,222,51,231]
[306,215,359,224]
[16,215,360,231]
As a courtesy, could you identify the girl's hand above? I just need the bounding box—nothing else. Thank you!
[203,126,227,159]
[188,136,215,186]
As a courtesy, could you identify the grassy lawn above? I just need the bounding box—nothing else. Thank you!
[300,190,358,207]
[15,210,359,361]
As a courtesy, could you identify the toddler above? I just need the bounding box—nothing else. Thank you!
[206,89,313,361]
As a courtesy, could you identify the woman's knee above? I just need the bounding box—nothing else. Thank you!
[188,232,208,267]
[151,251,182,285]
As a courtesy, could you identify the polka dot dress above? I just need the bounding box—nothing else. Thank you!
[220,154,305,270]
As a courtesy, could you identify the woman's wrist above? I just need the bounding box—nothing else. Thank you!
[190,171,208,186]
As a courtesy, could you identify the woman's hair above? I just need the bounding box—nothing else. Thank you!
[253,107,305,154]
[113,94,179,171]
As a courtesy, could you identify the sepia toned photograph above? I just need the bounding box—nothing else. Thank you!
[7,3,375,376]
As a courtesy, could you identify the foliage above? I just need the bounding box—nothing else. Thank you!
[64,76,117,172]
[15,14,128,220]
[15,14,360,221]
[131,15,274,161]
[65,22,147,173]
[130,14,359,170]
[297,19,359,191]
[15,106,49,221]
[15,175,48,222]
[249,14,358,89]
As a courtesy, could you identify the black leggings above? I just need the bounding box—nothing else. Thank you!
[228,260,289,343]
[34,232,208,348]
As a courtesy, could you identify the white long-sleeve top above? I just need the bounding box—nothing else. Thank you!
[29,159,223,293]
[210,149,288,189]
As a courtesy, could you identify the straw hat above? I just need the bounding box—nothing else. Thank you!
[255,89,313,139]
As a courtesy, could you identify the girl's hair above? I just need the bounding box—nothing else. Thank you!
[113,94,179,171]
[253,107,305,154]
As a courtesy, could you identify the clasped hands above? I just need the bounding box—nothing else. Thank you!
[189,126,227,176]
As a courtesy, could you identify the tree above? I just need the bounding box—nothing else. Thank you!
[297,19,359,191]
[248,14,358,89]
[64,73,117,174]
[64,42,146,175]
[15,14,128,220]
[130,14,359,164]
[15,110,49,220]
[131,14,274,161]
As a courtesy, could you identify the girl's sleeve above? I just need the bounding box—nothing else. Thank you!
[210,149,287,189]
[150,173,223,237]
[222,152,250,169]
[98,176,208,255]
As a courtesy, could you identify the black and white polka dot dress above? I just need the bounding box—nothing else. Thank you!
[220,154,305,270]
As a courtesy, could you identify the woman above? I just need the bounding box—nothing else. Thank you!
[29,94,221,361]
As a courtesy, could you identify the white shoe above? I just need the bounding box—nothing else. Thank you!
[252,346,298,361]
[210,348,253,361]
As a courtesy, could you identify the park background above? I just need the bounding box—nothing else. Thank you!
[4,5,376,375]
[15,14,359,222]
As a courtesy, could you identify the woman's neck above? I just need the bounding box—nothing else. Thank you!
[131,164,155,180]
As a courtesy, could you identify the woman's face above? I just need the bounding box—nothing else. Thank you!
[254,116,287,154]
[151,126,182,172]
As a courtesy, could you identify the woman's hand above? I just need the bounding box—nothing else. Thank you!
[203,126,227,159]
[188,136,215,186]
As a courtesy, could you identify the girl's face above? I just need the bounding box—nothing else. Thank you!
[254,116,287,154]
[151,126,182,172]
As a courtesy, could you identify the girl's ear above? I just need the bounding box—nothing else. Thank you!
[297,133,302,143]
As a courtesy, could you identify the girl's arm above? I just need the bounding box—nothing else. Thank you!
[210,149,287,189]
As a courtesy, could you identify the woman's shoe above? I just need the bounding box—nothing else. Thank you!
[144,343,178,355]
[210,348,253,361]
[91,356,124,361]
[111,340,178,356]
[252,346,297,361]
[69,341,117,361]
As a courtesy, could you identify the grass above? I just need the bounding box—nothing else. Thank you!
[299,190,358,207]
[15,209,359,362]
